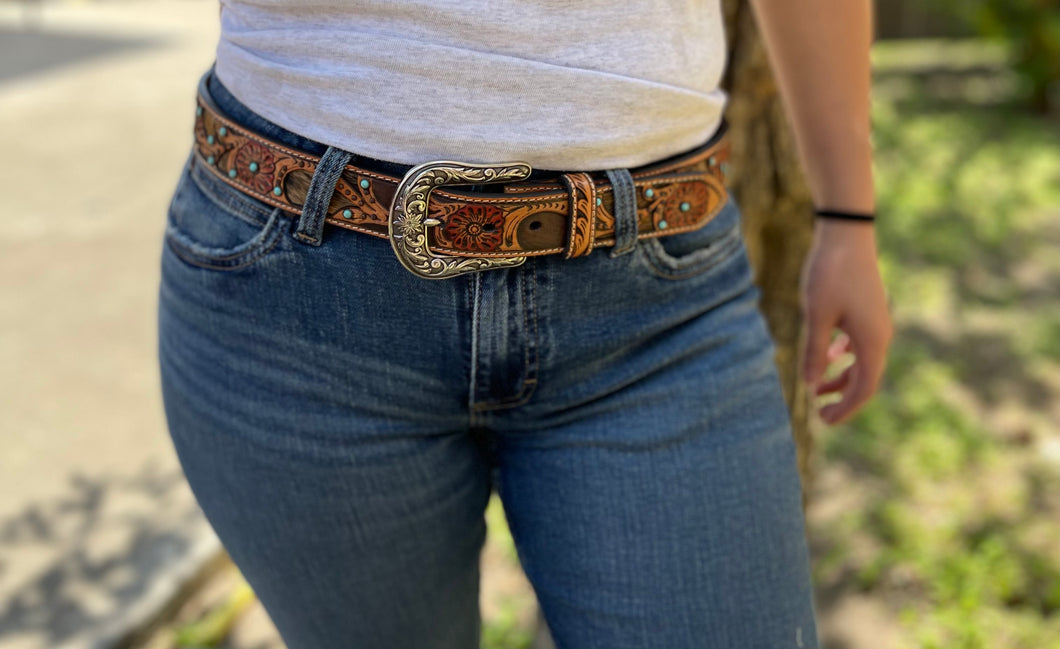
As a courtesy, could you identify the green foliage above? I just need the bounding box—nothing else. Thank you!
[482,494,537,649]
[481,598,534,649]
[926,0,1060,111]
[812,39,1060,649]
[486,493,519,563]
[173,580,256,648]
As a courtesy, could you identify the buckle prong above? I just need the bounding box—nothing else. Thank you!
[388,160,532,279]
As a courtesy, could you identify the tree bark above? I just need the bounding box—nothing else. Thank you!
[721,0,818,510]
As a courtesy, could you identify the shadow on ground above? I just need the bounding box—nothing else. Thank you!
[0,461,203,648]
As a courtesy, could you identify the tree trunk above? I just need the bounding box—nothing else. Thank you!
[721,0,818,510]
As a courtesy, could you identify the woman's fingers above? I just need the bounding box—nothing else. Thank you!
[827,331,851,363]
[800,309,835,386]
[814,364,852,395]
[817,320,890,425]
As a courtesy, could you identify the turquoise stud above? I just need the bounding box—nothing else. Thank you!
[273,186,283,196]
[228,169,237,178]
[195,106,202,116]
[206,155,215,165]
[206,135,214,144]
[720,162,730,175]
[658,220,668,229]
[218,127,227,137]
[708,156,717,167]
[680,202,691,212]
[359,179,370,189]
[645,188,654,199]
[595,197,602,206]
[342,209,353,219]
[249,162,259,173]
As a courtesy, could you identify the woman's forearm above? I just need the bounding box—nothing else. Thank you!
[747,0,876,214]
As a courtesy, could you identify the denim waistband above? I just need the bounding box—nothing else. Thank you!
[204,64,580,187]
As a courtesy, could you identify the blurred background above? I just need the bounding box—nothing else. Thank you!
[0,1,1056,648]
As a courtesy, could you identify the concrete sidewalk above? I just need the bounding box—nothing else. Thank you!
[0,2,224,648]
[0,3,544,648]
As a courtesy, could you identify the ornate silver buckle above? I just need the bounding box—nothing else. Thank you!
[388,160,532,279]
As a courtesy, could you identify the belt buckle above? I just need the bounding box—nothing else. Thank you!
[389,160,532,279]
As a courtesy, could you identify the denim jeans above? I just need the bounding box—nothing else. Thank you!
[156,66,821,649]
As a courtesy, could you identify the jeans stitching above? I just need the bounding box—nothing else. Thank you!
[638,221,743,280]
[469,266,539,412]
[164,212,286,271]
[295,146,354,244]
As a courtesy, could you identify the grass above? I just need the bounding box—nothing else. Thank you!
[808,38,1060,649]
[481,494,536,649]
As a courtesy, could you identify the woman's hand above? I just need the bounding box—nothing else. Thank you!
[799,219,892,426]
[748,0,886,424]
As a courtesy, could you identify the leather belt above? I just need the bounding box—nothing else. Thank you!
[191,90,732,279]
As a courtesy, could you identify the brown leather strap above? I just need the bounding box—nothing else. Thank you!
[560,172,597,259]
[192,92,731,259]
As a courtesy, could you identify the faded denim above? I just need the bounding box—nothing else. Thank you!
[156,66,821,649]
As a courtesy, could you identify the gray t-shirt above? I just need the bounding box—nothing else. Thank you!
[214,0,728,171]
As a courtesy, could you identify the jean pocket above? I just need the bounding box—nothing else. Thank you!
[636,196,744,281]
[163,152,294,271]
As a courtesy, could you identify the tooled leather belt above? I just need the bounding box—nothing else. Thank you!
[191,89,731,279]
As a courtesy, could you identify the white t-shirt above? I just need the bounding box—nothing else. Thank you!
[214,0,728,171]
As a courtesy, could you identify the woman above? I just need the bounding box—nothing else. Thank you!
[157,1,892,647]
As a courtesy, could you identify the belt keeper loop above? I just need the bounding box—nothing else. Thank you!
[604,168,638,257]
[560,172,597,259]
[294,146,354,246]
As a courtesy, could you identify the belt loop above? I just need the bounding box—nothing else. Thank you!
[560,172,597,259]
[605,168,638,257]
[294,146,354,246]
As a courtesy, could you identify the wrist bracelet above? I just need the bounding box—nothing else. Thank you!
[814,209,876,222]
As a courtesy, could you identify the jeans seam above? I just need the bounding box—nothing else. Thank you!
[468,271,483,412]
[639,221,743,280]
[164,214,285,271]
[469,266,539,412]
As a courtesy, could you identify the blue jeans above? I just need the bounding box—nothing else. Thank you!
[157,66,820,649]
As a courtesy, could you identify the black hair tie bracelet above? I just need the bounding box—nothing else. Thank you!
[814,209,876,222]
